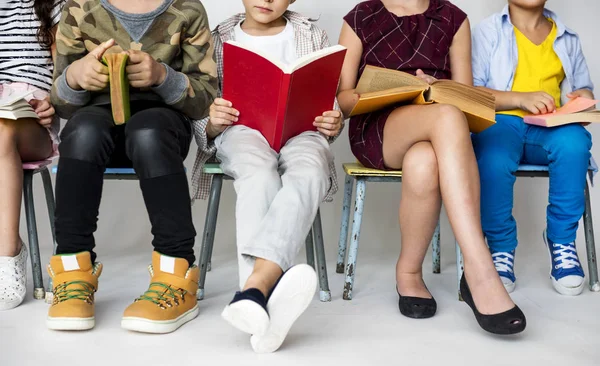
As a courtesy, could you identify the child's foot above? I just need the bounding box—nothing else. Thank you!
[122,252,200,334]
[543,231,585,296]
[47,252,102,330]
[0,242,27,311]
[222,288,269,336]
[491,250,516,293]
[250,264,317,353]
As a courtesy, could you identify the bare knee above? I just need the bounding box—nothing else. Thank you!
[402,143,439,197]
[433,104,469,135]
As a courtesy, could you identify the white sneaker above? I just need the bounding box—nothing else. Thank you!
[0,243,28,310]
[250,264,317,353]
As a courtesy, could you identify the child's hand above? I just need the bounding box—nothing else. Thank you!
[314,110,343,137]
[567,89,595,100]
[415,69,437,85]
[207,98,239,138]
[126,50,167,88]
[28,97,55,127]
[66,39,115,91]
[519,92,556,115]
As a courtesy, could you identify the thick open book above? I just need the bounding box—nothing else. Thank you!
[350,65,496,133]
[222,41,347,152]
[102,53,130,125]
[0,89,38,120]
[524,97,600,127]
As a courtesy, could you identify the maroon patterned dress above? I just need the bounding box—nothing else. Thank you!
[344,0,467,170]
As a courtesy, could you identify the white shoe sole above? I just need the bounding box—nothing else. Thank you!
[251,264,317,354]
[221,299,269,336]
[121,304,199,334]
[47,316,95,331]
[543,231,585,296]
[503,280,516,294]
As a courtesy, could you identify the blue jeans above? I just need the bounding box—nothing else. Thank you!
[472,114,592,252]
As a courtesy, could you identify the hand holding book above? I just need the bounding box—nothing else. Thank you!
[207,98,239,138]
[28,97,55,127]
[65,39,114,91]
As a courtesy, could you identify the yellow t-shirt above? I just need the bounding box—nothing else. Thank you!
[500,19,566,118]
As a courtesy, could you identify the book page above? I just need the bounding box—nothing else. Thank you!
[355,65,428,94]
[547,97,598,116]
[0,89,34,108]
[525,110,600,127]
[428,80,496,132]
[288,45,347,74]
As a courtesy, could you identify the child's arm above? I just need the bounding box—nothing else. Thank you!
[50,4,113,120]
[336,21,363,118]
[152,5,218,120]
[481,88,556,115]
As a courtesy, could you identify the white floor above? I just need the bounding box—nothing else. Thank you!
[1,235,599,366]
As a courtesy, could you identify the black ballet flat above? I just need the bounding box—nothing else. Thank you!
[460,274,526,335]
[397,287,437,319]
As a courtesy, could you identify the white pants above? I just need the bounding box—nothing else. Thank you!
[215,125,333,289]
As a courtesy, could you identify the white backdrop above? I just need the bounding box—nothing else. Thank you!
[26,0,600,280]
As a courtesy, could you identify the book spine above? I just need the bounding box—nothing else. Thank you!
[273,73,292,153]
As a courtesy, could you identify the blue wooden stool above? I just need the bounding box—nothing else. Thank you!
[22,160,56,300]
[197,163,331,302]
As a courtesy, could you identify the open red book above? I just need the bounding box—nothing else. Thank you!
[222,41,346,152]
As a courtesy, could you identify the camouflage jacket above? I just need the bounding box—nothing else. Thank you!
[51,0,218,120]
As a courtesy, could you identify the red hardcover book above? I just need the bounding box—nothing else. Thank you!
[222,40,346,152]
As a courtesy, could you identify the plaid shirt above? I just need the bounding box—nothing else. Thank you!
[191,11,342,201]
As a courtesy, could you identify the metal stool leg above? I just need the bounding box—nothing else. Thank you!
[305,229,315,269]
[337,175,354,273]
[583,182,600,292]
[40,168,57,303]
[23,170,44,300]
[197,175,223,300]
[343,178,366,300]
[456,241,464,301]
[313,208,331,302]
[432,220,441,274]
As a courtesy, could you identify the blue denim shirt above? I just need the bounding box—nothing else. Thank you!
[472,5,594,104]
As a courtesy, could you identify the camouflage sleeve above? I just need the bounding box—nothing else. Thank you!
[157,2,218,120]
[50,0,91,119]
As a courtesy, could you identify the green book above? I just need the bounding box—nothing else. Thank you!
[102,53,130,124]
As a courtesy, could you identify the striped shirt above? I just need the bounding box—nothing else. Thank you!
[0,0,65,91]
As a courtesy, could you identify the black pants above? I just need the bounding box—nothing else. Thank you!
[54,102,196,265]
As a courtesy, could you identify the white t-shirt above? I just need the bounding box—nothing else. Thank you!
[234,17,297,65]
[0,0,65,91]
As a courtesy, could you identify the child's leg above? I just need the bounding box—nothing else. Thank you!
[523,124,592,243]
[395,142,441,298]
[215,126,282,290]
[247,132,329,353]
[382,104,514,315]
[471,115,525,253]
[522,124,591,295]
[0,118,52,256]
[124,107,196,265]
[243,131,332,285]
[54,106,115,262]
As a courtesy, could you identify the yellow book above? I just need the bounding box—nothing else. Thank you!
[102,53,130,125]
[350,65,496,133]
